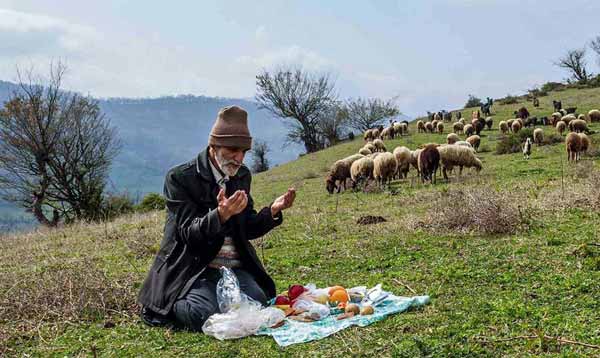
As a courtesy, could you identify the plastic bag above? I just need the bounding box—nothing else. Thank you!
[202,267,285,340]
[291,299,330,320]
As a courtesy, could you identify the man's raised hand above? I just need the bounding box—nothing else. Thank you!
[270,187,296,217]
[216,188,248,223]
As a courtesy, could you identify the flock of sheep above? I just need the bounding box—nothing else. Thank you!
[324,106,599,194]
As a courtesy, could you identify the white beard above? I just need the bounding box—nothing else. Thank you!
[215,151,241,177]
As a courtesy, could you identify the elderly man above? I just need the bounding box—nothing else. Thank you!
[138,105,296,331]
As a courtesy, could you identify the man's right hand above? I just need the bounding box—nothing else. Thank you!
[216,188,248,223]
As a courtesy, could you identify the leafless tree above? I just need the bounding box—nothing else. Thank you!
[255,68,337,153]
[0,62,121,226]
[554,48,591,84]
[590,36,600,67]
[250,139,269,173]
[315,102,348,147]
[345,97,399,132]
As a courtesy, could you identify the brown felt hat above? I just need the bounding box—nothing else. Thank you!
[208,105,252,150]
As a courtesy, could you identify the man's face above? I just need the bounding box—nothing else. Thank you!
[213,146,247,177]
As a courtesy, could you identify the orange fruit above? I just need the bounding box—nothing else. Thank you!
[328,286,345,296]
[329,289,349,303]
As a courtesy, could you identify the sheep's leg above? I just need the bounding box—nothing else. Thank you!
[443,167,448,180]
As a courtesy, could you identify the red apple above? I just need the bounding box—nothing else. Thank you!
[274,295,291,305]
[288,285,306,300]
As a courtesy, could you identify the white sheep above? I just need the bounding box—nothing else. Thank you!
[372,138,386,152]
[463,124,474,136]
[410,149,422,174]
[447,133,459,144]
[325,154,364,193]
[453,122,464,134]
[392,146,412,179]
[437,144,482,180]
[588,109,600,122]
[401,122,409,135]
[358,147,372,156]
[350,156,374,188]
[373,152,398,187]
[533,128,544,145]
[556,121,566,135]
[466,135,481,152]
[499,121,508,134]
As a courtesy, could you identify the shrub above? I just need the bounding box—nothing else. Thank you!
[464,94,483,108]
[528,87,548,98]
[101,193,135,220]
[499,94,519,105]
[540,81,565,93]
[136,193,166,212]
[495,129,533,155]
[541,133,564,146]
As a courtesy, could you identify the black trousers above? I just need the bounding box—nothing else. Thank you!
[167,267,268,332]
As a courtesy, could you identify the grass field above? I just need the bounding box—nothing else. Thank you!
[1,87,600,357]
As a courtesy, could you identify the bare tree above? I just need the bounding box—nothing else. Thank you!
[255,68,337,153]
[345,97,399,132]
[554,48,592,84]
[250,139,269,173]
[0,62,121,226]
[590,36,600,67]
[315,102,348,147]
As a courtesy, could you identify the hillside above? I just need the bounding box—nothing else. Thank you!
[0,81,303,232]
[1,86,600,357]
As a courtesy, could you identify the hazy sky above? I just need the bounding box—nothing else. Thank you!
[1,0,599,116]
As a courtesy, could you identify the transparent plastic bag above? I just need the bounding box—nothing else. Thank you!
[291,299,330,321]
[202,267,285,340]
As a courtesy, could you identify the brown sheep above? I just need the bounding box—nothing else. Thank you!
[418,144,440,184]
[425,122,434,133]
[580,133,590,154]
[464,124,474,137]
[566,132,582,162]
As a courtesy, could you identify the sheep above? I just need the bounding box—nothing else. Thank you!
[472,118,485,135]
[565,132,582,162]
[580,133,590,154]
[363,143,376,153]
[559,109,567,116]
[393,146,412,179]
[561,114,576,124]
[425,122,434,133]
[325,154,364,193]
[437,144,482,180]
[463,124,474,137]
[373,152,398,187]
[551,112,562,126]
[363,129,374,142]
[410,149,422,174]
[511,120,522,133]
[381,127,393,140]
[588,109,600,122]
[418,144,440,184]
[485,116,493,130]
[568,119,588,133]
[533,128,544,145]
[431,119,439,129]
[577,114,587,121]
[499,121,509,134]
[358,147,372,156]
[556,121,566,135]
[522,137,532,160]
[393,122,402,136]
[437,121,444,134]
[372,128,380,139]
[417,120,426,133]
[453,122,464,134]
[455,140,474,150]
[466,135,481,152]
[350,156,374,188]
[506,119,515,132]
[447,133,460,144]
[434,113,441,122]
[400,122,409,135]
[372,138,386,152]
[459,118,466,125]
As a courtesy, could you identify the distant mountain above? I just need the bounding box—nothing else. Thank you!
[0,80,304,232]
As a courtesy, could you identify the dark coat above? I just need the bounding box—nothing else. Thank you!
[137,147,283,315]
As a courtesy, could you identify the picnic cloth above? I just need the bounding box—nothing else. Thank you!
[257,295,430,347]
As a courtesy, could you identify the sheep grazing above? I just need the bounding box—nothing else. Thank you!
[499,121,509,134]
[400,122,409,135]
[437,144,482,180]
[393,146,412,179]
[454,141,474,150]
[363,129,374,142]
[588,109,600,122]
[372,138,386,152]
[533,128,544,145]
[418,144,440,184]
[551,112,562,126]
[325,154,364,194]
[463,124,474,137]
[561,114,576,124]
[393,122,402,136]
[523,137,532,160]
[580,133,590,155]
[565,132,582,162]
[447,133,459,144]
[568,119,588,133]
[417,120,426,133]
[437,122,444,134]
[506,119,515,132]
[358,147,372,156]
[410,149,422,174]
[556,121,566,135]
[363,143,376,153]
[453,122,464,134]
[431,119,439,129]
[372,128,380,140]
[466,135,481,152]
[350,156,374,188]
[425,121,434,133]
[485,117,493,130]
[577,114,587,121]
[373,152,398,187]
[381,127,393,140]
[511,120,522,133]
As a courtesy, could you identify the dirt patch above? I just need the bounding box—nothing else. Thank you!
[357,215,387,225]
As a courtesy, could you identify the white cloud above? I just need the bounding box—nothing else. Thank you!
[235,45,334,73]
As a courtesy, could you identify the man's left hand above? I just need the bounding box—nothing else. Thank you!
[270,188,296,217]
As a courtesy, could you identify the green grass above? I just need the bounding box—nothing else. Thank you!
[2,87,600,357]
